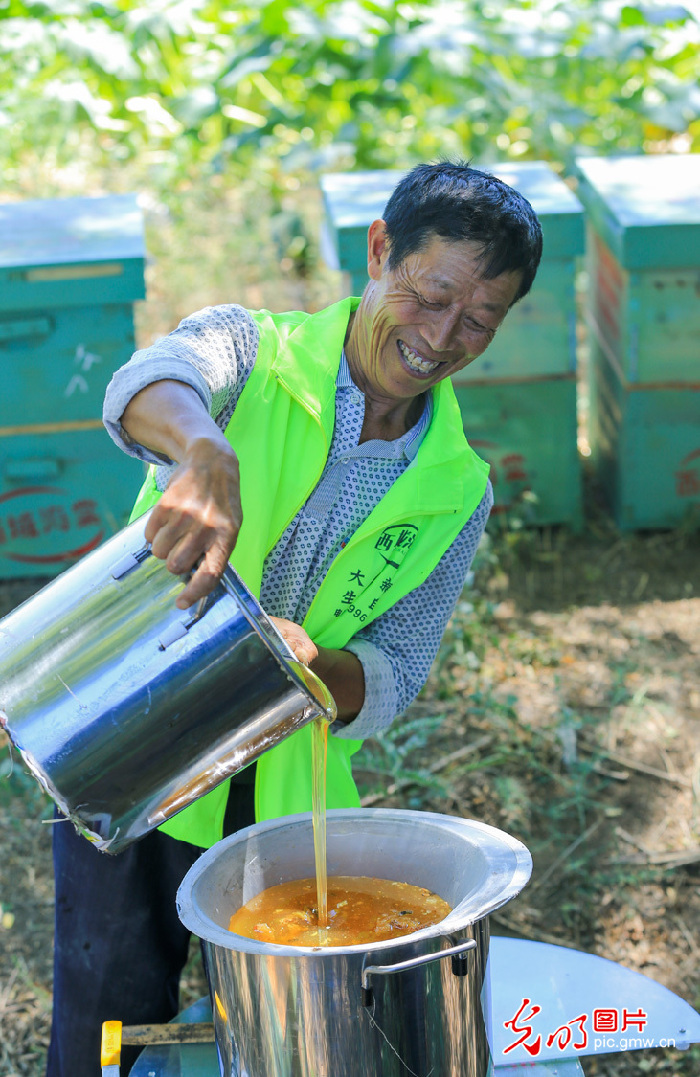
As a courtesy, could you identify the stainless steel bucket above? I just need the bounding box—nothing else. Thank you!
[177,807,532,1077]
[0,513,334,853]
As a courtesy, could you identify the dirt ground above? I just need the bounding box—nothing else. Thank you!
[1,484,698,1076]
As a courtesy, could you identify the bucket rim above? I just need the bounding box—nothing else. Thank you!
[220,562,336,719]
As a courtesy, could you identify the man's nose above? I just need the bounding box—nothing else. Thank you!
[422,308,460,352]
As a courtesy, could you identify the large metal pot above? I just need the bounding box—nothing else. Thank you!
[177,808,532,1077]
[0,513,334,853]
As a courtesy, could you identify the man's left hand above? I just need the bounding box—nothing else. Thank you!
[269,617,319,666]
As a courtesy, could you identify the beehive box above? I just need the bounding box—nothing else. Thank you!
[576,153,700,528]
[320,164,584,524]
[0,194,147,576]
[320,163,584,380]
[452,376,581,528]
[588,339,700,530]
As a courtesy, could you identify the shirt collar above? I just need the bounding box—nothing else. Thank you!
[336,350,355,389]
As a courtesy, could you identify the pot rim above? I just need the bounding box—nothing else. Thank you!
[177,807,532,957]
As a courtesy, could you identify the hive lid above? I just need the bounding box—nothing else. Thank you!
[0,193,145,309]
[321,161,584,273]
[575,153,700,269]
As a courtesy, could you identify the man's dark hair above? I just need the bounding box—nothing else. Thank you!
[382,161,543,303]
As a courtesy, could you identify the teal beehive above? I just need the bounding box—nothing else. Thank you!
[576,153,700,529]
[452,377,581,528]
[321,163,584,380]
[0,194,147,575]
[320,164,584,524]
[589,337,700,529]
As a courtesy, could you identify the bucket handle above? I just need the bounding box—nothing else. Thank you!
[110,544,153,580]
[361,938,477,1006]
[110,544,220,649]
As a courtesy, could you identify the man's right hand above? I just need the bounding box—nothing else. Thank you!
[145,437,242,609]
[121,380,243,609]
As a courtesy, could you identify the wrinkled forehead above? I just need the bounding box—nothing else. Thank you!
[396,233,498,278]
[399,236,523,308]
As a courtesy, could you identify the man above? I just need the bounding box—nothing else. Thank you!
[47,161,542,1075]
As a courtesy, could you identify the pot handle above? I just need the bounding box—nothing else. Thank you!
[361,938,477,1006]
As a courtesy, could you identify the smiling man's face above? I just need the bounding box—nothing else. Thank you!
[346,221,523,407]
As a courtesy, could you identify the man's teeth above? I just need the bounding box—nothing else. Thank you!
[399,341,439,373]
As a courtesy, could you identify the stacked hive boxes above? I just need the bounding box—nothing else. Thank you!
[0,194,147,577]
[576,154,700,529]
[320,164,584,526]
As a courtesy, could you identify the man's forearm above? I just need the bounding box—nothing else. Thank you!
[120,379,243,609]
[311,646,366,725]
[121,379,230,463]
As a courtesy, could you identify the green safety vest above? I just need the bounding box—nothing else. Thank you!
[129,297,489,847]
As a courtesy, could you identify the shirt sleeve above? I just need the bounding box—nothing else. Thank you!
[102,304,259,464]
[333,483,493,740]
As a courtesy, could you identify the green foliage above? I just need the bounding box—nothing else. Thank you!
[1,0,698,194]
[354,713,449,803]
[0,746,51,819]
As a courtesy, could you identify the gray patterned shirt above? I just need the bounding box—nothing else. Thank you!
[103,304,492,740]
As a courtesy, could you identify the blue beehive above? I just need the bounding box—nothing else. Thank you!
[576,153,700,529]
[320,164,584,525]
[0,194,147,576]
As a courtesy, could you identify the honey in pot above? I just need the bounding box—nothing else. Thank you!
[228,875,451,947]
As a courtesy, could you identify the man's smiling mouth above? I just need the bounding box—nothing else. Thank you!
[397,340,440,374]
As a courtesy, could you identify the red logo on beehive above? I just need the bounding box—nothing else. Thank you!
[0,486,104,564]
[471,441,531,514]
[675,450,700,498]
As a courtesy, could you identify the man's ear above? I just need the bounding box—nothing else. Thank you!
[367,219,390,281]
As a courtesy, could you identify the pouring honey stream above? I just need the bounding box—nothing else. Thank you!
[311,712,329,939]
[229,711,453,947]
